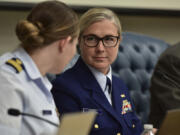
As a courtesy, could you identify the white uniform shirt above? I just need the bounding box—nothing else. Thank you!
[0,47,59,135]
[88,65,112,105]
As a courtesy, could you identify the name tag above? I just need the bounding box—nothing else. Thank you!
[42,110,52,115]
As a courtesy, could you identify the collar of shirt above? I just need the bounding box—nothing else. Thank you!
[13,47,52,91]
[87,65,112,92]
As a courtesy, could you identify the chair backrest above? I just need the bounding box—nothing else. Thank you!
[112,32,170,124]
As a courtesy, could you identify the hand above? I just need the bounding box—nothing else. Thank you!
[152,128,158,134]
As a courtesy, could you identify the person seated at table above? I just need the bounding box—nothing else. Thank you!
[0,1,79,134]
[52,7,143,135]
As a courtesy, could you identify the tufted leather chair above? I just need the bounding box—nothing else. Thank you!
[111,32,170,124]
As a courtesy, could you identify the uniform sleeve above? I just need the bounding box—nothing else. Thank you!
[0,70,23,135]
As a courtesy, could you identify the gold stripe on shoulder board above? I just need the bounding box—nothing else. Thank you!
[6,58,24,73]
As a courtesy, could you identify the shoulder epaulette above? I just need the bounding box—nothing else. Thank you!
[5,58,24,73]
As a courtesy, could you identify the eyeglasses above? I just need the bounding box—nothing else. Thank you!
[82,34,120,47]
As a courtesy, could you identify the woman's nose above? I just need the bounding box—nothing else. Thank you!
[96,40,105,51]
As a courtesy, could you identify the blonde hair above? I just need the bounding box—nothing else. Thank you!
[79,8,122,37]
[16,0,79,53]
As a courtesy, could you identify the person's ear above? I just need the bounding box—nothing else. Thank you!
[58,36,72,52]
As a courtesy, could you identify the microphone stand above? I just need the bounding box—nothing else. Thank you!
[8,108,59,127]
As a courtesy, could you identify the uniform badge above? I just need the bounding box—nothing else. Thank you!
[42,110,52,115]
[6,58,24,73]
[121,99,132,114]
[120,94,125,98]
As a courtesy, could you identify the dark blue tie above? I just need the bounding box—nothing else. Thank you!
[106,77,112,94]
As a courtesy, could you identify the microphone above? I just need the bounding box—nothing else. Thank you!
[8,108,59,127]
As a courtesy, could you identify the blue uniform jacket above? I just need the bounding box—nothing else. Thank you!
[52,57,143,135]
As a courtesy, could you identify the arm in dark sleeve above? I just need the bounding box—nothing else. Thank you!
[151,55,180,110]
[149,55,180,128]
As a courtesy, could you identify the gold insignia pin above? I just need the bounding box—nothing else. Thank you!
[94,124,99,129]
[120,94,125,98]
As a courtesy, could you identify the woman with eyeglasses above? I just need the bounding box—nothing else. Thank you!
[52,8,143,135]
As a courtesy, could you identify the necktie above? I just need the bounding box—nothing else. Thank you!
[106,77,112,94]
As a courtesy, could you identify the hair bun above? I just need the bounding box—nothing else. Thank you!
[16,20,44,46]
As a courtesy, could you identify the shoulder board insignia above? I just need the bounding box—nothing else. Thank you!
[5,58,24,73]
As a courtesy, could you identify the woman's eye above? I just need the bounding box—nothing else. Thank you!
[105,37,114,41]
[86,36,96,41]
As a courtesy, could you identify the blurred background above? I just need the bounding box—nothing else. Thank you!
[0,0,180,54]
